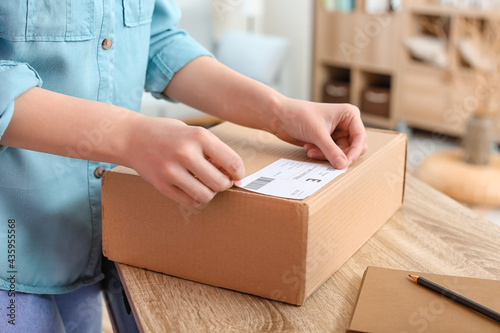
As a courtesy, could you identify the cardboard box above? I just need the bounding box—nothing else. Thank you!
[102,122,407,305]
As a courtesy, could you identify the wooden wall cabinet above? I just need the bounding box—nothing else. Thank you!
[399,4,500,137]
[313,0,500,138]
[313,0,402,129]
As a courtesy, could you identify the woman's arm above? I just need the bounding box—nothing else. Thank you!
[2,56,366,208]
[163,56,367,169]
[2,87,244,208]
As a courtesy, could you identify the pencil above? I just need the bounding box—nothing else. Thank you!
[409,274,500,324]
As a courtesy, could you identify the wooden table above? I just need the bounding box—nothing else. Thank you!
[116,175,500,332]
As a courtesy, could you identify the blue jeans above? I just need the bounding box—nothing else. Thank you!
[0,282,102,333]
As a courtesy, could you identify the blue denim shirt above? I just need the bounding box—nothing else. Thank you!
[0,0,211,294]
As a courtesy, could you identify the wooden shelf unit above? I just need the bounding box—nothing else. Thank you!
[313,0,500,137]
[399,3,500,137]
[312,0,402,129]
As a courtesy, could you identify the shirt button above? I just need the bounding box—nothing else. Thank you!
[102,38,112,50]
[94,167,106,179]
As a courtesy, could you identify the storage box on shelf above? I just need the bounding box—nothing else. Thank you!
[359,71,391,118]
[322,66,351,104]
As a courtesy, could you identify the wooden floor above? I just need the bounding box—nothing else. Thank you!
[407,129,500,226]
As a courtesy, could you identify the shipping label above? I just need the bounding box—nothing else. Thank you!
[236,158,347,199]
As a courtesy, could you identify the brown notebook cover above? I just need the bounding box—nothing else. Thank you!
[347,266,500,333]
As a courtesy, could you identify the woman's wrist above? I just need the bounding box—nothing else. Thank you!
[111,109,148,168]
[261,90,289,136]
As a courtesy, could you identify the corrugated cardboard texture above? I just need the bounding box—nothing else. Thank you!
[102,122,406,305]
[348,266,500,332]
[304,129,407,299]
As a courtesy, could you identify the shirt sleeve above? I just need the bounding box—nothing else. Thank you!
[0,61,43,152]
[145,0,213,100]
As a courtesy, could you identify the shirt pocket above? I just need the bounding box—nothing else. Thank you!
[0,0,95,42]
[122,0,156,27]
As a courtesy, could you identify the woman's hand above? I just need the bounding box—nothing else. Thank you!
[126,117,245,208]
[272,98,368,170]
[160,56,366,171]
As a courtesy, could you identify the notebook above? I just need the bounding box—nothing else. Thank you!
[347,266,500,333]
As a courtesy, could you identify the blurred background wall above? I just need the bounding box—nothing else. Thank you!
[141,0,313,119]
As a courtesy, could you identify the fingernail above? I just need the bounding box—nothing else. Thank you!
[234,180,242,186]
[348,159,353,166]
[334,156,347,169]
[309,151,320,160]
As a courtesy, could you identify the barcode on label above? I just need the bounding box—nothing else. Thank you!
[244,177,275,191]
